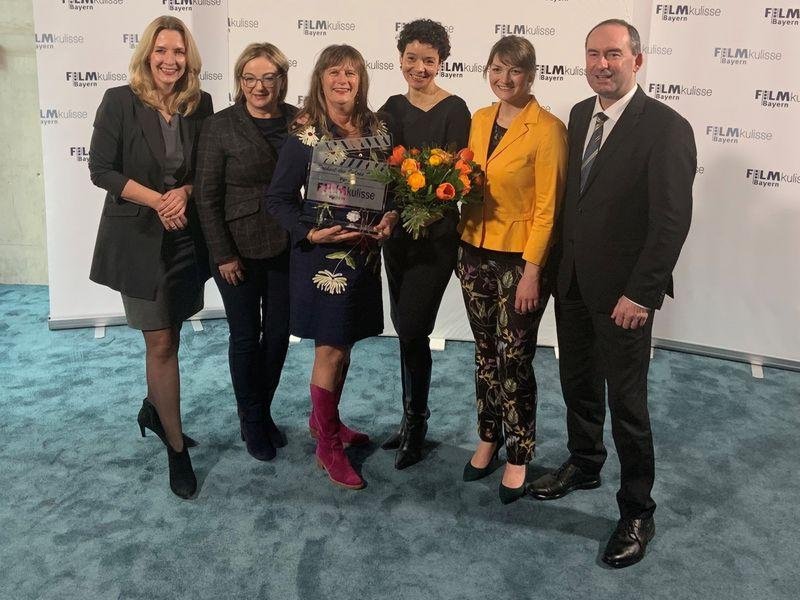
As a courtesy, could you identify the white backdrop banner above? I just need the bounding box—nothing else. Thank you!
[34,1,797,365]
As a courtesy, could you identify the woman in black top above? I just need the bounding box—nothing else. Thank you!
[195,43,297,463]
[379,19,471,469]
[88,16,213,499]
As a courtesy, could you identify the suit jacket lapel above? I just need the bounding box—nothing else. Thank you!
[487,98,538,164]
[580,86,646,196]
[133,97,166,168]
[232,102,276,158]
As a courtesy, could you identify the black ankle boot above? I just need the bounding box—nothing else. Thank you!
[239,419,277,461]
[138,398,198,447]
[395,411,428,470]
[166,442,197,499]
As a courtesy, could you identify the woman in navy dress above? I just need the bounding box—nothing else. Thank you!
[266,45,398,490]
[379,19,470,469]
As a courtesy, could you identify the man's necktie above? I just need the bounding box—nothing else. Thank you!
[580,112,608,193]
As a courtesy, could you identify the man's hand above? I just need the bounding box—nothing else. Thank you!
[611,296,650,329]
[370,211,399,242]
[218,258,245,286]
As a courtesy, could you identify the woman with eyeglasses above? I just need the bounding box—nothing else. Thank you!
[195,43,297,462]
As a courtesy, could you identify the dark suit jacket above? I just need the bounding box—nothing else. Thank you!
[88,85,213,300]
[194,101,297,264]
[556,85,695,312]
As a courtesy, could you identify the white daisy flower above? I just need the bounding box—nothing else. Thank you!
[324,146,348,165]
[312,270,348,294]
[346,210,361,223]
[297,126,320,146]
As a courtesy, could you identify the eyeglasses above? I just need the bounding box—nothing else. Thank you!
[241,74,282,88]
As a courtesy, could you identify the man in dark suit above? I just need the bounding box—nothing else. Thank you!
[527,19,695,568]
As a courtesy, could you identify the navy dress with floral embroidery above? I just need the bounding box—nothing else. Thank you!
[265,128,384,346]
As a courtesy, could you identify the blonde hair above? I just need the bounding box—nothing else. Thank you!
[129,15,202,116]
[291,45,381,137]
[232,42,290,104]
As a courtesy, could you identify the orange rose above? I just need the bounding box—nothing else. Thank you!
[401,158,420,176]
[410,148,421,156]
[459,174,471,194]
[407,171,426,192]
[457,148,474,162]
[387,145,406,166]
[435,182,456,201]
[455,159,472,176]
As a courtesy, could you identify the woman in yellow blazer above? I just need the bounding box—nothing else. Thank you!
[457,36,567,504]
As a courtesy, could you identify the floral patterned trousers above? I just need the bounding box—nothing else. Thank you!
[456,243,548,465]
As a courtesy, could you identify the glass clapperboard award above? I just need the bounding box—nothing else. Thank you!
[301,132,392,233]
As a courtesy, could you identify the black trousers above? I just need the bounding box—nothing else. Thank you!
[383,214,459,413]
[555,272,656,519]
[212,251,290,421]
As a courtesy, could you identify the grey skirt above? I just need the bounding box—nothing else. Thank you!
[121,229,204,331]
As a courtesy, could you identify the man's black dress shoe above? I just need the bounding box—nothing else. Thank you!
[602,516,655,568]
[526,461,600,500]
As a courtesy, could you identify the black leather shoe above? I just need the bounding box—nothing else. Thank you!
[138,398,198,448]
[166,442,197,499]
[602,516,655,568]
[526,461,600,500]
[463,442,502,482]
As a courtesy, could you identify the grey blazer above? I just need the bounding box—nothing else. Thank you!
[195,101,297,264]
[88,85,213,300]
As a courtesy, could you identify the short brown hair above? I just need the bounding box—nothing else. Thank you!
[484,36,537,86]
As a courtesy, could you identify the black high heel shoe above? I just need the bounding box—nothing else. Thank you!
[166,441,197,499]
[499,478,527,504]
[463,441,503,482]
[137,398,198,448]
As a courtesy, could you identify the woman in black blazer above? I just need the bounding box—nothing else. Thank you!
[195,43,297,462]
[88,16,213,499]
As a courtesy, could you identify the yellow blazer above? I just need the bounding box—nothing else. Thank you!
[459,98,567,265]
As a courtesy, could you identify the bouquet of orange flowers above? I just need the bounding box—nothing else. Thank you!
[383,145,484,239]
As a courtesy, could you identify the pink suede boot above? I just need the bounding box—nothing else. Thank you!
[310,384,365,490]
[308,366,370,447]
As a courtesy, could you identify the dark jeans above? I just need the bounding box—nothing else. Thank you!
[555,272,656,519]
[457,243,548,465]
[212,252,290,421]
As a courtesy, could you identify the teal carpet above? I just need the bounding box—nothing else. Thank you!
[1,284,798,599]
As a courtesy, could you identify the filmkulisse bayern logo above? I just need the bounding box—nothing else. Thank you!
[439,59,485,80]
[705,125,773,145]
[162,0,222,12]
[745,168,800,189]
[654,4,722,22]
[69,146,90,163]
[537,64,585,82]
[35,32,84,51]
[366,59,394,71]
[297,19,356,37]
[648,82,712,101]
[65,70,127,88]
[764,7,799,26]
[40,107,89,126]
[713,47,781,66]
[493,23,556,36]
[199,71,224,83]
[754,89,800,109]
[61,0,124,11]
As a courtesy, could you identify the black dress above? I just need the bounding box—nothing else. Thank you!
[265,127,385,346]
[378,94,470,413]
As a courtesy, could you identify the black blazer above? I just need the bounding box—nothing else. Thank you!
[556,85,696,312]
[88,85,213,300]
[195,101,297,264]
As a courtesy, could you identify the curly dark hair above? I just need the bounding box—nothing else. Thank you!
[396,19,451,61]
